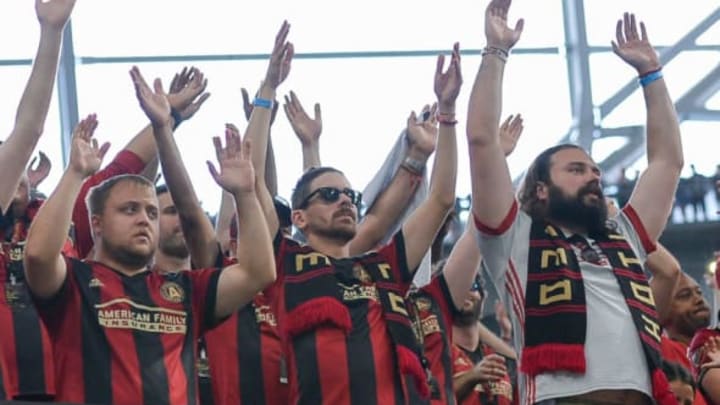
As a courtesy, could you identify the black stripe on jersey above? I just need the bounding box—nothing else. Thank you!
[75,262,113,405]
[346,301,377,405]
[237,303,266,404]
[293,331,322,405]
[123,276,170,405]
[178,274,197,405]
[12,303,46,395]
[0,362,6,399]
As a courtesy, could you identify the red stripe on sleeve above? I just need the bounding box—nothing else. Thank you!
[473,200,518,236]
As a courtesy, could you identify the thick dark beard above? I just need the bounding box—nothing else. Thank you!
[160,235,190,260]
[313,225,356,244]
[454,302,483,327]
[104,238,154,269]
[547,182,609,236]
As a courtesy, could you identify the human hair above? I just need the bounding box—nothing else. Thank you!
[290,166,345,210]
[86,174,155,216]
[155,184,169,196]
[517,143,585,219]
[661,360,695,389]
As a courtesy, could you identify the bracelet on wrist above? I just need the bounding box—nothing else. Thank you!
[482,46,509,63]
[638,67,663,87]
[253,97,274,110]
[400,156,425,175]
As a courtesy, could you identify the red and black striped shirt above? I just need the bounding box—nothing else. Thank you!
[35,257,220,405]
[407,274,461,405]
[204,290,287,405]
[271,231,414,405]
[0,199,75,399]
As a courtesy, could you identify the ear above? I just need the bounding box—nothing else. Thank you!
[535,182,548,201]
[291,210,307,231]
[90,214,103,239]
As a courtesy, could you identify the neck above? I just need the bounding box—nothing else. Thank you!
[94,246,149,276]
[305,233,351,258]
[452,322,481,352]
[665,327,692,346]
[153,250,190,274]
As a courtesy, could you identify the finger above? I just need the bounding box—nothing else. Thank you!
[407,111,417,126]
[284,94,295,117]
[39,150,49,162]
[615,19,625,46]
[623,13,631,41]
[194,92,211,109]
[29,157,37,169]
[212,136,223,164]
[290,90,305,114]
[640,22,649,42]
[430,102,438,117]
[153,78,166,96]
[453,42,461,62]
[225,123,240,137]
[91,138,99,151]
[435,53,446,77]
[313,103,322,122]
[98,142,111,160]
[629,14,638,39]
[501,115,513,128]
[130,66,150,93]
[241,88,252,108]
[274,20,290,50]
[514,18,524,35]
[206,161,221,183]
[283,103,293,122]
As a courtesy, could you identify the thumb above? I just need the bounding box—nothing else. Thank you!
[514,18,525,35]
[153,78,166,96]
[314,103,322,122]
[207,161,221,183]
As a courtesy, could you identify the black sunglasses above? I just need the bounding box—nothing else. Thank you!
[298,187,363,209]
[470,277,485,297]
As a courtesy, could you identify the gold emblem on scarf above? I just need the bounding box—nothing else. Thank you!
[539,280,571,305]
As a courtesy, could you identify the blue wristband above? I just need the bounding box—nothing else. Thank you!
[171,108,183,130]
[639,69,663,87]
[253,97,274,109]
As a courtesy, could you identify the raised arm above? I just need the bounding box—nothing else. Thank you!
[24,115,109,299]
[614,14,684,241]
[283,90,322,171]
[129,66,218,269]
[348,105,437,255]
[466,0,524,229]
[207,130,276,319]
[241,87,280,195]
[646,243,682,325]
[0,0,75,213]
[246,21,294,237]
[402,43,461,272]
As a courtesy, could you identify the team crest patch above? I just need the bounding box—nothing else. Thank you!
[415,296,433,312]
[160,281,185,303]
[352,264,372,283]
[89,277,104,288]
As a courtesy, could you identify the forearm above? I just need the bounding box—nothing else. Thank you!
[153,124,217,267]
[0,27,64,211]
[428,120,458,209]
[301,142,321,171]
[453,371,481,401]
[25,170,83,272]
[233,191,276,287]
[247,85,276,184]
[349,155,425,255]
[466,56,505,146]
[444,226,483,308]
[643,78,683,168]
[478,323,516,359]
[215,191,235,255]
[265,134,279,196]
[124,124,160,165]
[647,244,681,324]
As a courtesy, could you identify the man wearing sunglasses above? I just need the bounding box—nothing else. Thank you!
[244,22,460,405]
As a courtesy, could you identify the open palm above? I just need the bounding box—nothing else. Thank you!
[130,66,171,127]
[207,129,255,195]
[485,0,524,50]
[406,104,439,157]
[70,114,110,177]
[611,13,660,74]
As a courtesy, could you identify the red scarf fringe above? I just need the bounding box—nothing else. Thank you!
[285,297,352,337]
[397,345,430,399]
[520,343,586,376]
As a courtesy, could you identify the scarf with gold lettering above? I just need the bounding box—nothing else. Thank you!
[281,240,430,398]
[523,220,674,405]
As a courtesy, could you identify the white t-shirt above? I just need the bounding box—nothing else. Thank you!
[475,203,655,405]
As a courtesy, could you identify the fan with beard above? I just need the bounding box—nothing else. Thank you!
[455,297,483,327]
[546,181,609,237]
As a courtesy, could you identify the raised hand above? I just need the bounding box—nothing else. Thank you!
[701,336,720,369]
[283,91,322,146]
[611,13,661,74]
[35,0,76,30]
[485,0,524,50]
[27,151,52,188]
[207,127,255,195]
[69,114,110,178]
[130,66,172,127]
[499,114,523,156]
[434,43,463,112]
[263,21,294,90]
[167,66,211,122]
[472,353,507,382]
[240,87,279,124]
[406,104,439,158]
